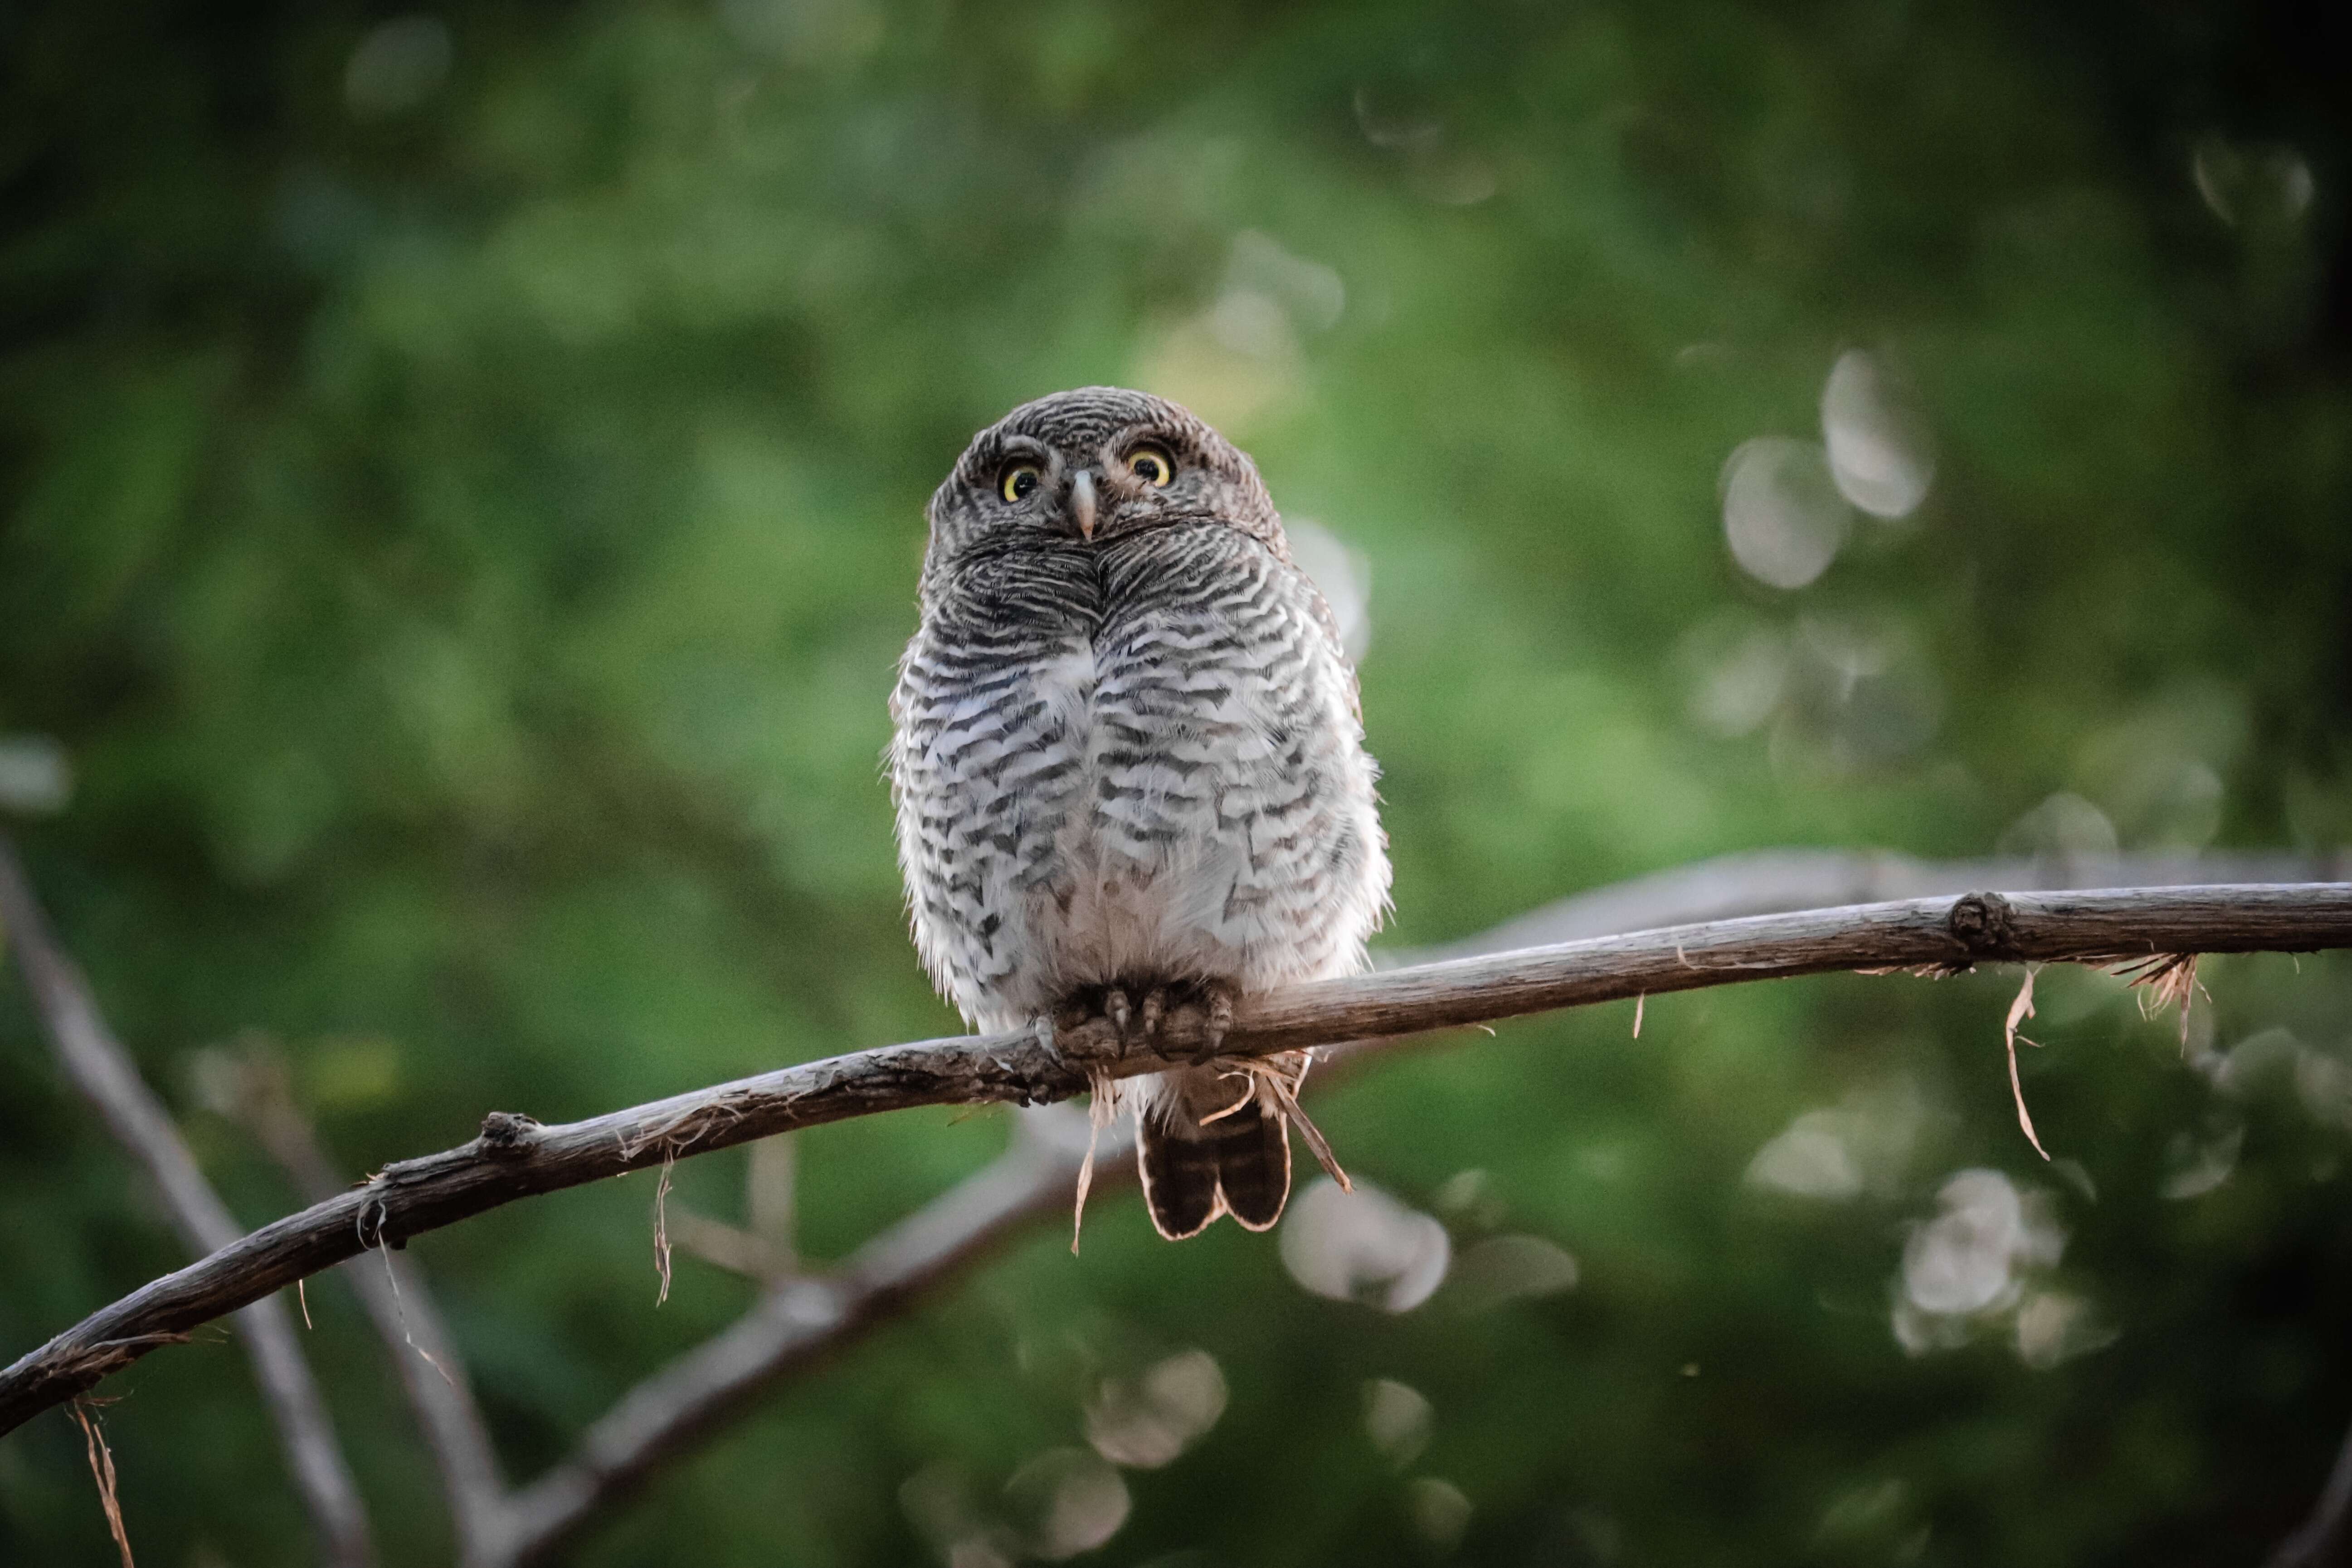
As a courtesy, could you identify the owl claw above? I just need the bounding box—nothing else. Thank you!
[1138,987,1167,1042]
[1193,985,1236,1064]
[1104,987,1134,1044]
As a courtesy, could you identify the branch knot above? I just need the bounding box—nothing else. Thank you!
[476,1110,543,1157]
[1947,891,2022,960]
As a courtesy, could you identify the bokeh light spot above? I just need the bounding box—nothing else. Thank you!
[1820,351,1935,520]
[1280,1177,1451,1312]
[1720,438,1851,589]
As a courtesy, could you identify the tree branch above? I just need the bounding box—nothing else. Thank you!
[5,880,2347,1438]
[499,850,2352,1560]
[1387,847,2352,962]
[0,834,376,1567]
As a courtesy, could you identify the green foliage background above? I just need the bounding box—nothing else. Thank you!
[3,0,2350,1563]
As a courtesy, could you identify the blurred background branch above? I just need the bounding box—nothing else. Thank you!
[0,834,375,1568]
[491,1120,1094,1566]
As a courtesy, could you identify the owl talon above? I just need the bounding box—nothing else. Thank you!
[1104,987,1134,1045]
[1138,987,1168,1043]
[1192,985,1236,1065]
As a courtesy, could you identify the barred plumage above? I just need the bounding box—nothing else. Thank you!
[890,388,1389,1238]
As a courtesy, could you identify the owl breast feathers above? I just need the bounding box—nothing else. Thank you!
[889,387,1390,1238]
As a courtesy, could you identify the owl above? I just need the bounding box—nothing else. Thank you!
[889,387,1391,1239]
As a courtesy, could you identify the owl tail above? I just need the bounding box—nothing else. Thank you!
[1135,1064,1292,1239]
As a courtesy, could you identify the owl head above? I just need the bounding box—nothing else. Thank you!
[924,387,1283,571]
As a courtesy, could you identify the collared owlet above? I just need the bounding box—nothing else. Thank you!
[890,387,1391,1239]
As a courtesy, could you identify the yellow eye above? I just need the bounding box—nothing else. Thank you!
[999,463,1042,503]
[1125,446,1174,487]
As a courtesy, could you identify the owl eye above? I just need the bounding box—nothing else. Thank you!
[998,463,1042,503]
[1125,446,1175,487]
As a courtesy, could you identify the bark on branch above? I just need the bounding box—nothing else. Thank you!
[5,880,2347,1439]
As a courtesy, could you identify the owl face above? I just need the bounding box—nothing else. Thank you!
[924,387,1282,571]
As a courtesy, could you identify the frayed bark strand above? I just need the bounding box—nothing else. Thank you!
[653,1154,677,1307]
[2115,953,2206,1047]
[2003,967,2050,1160]
[1071,1069,1116,1255]
[73,1401,134,1568]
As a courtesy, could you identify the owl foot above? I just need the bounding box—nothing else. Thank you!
[1099,984,1180,1055]
[1057,981,1225,1066]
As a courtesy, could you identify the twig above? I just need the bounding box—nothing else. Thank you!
[5,881,2348,1437]
[0,834,376,1567]
[210,1043,509,1568]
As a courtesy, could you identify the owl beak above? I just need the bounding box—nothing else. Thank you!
[1069,469,1098,542]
